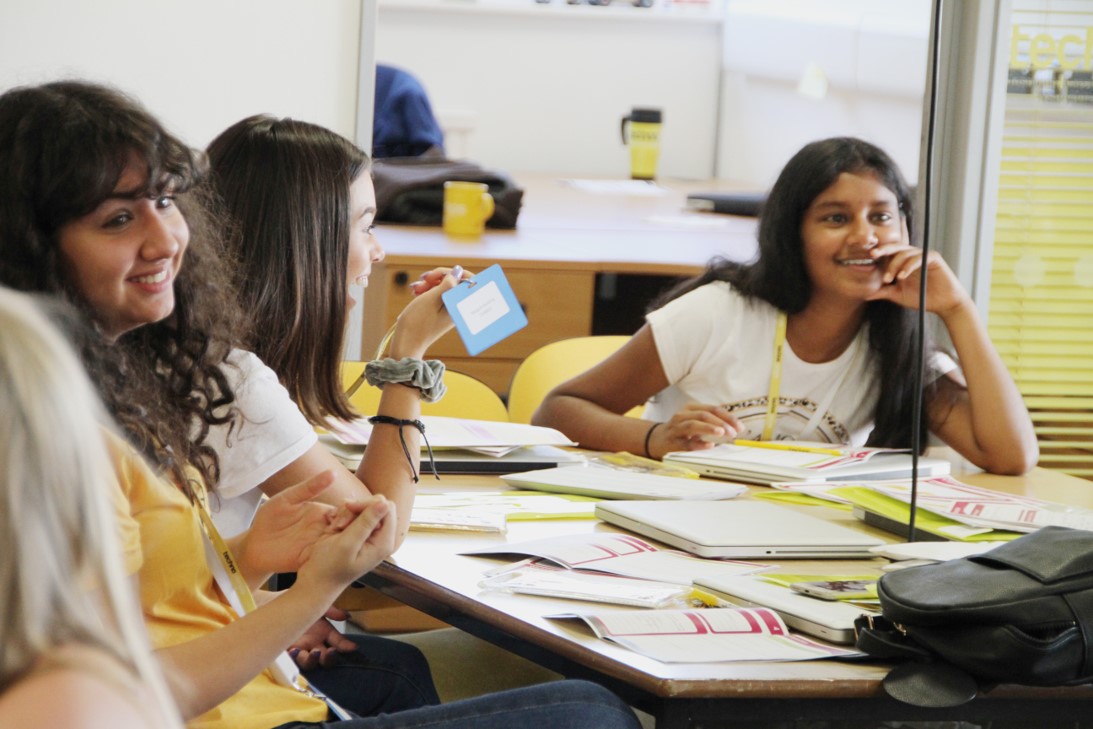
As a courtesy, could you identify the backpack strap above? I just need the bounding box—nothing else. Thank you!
[1064,587,1093,678]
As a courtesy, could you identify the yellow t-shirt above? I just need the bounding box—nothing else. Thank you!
[111,441,328,729]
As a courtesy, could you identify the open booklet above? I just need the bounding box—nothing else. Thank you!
[547,607,862,663]
[663,441,951,485]
[769,476,1065,541]
[480,560,699,609]
[501,465,748,501]
[463,532,768,586]
[410,491,597,534]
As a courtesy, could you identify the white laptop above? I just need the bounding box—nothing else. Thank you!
[695,575,873,644]
[594,500,884,559]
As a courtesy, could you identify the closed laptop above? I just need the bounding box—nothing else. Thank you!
[695,575,872,644]
[594,499,884,559]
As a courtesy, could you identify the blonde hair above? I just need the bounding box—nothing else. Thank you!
[0,287,181,727]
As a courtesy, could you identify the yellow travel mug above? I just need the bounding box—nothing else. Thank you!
[442,181,495,239]
[619,107,663,180]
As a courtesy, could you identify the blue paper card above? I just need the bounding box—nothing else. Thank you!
[441,264,528,356]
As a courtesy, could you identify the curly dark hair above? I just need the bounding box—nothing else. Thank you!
[0,80,247,498]
[652,137,937,451]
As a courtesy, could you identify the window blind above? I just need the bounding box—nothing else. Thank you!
[987,2,1093,478]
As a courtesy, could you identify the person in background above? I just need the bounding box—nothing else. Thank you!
[372,64,445,159]
[535,137,1038,475]
[0,287,182,729]
[0,79,643,729]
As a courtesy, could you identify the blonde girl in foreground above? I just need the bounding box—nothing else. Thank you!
[0,287,182,729]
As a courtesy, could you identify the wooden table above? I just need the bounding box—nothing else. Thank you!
[364,465,1093,728]
[364,175,759,394]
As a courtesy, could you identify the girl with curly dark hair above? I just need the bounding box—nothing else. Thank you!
[0,79,243,498]
[0,80,640,729]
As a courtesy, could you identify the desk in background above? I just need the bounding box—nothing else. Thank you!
[363,175,758,395]
[366,465,1093,728]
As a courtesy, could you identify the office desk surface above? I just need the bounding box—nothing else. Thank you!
[364,175,761,392]
[373,174,760,275]
[366,466,1093,727]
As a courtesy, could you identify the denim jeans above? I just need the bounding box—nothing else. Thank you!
[271,679,641,729]
[302,634,440,717]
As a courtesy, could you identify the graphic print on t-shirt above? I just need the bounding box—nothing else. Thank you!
[723,396,850,444]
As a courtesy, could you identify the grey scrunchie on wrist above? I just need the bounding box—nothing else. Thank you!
[363,357,447,402]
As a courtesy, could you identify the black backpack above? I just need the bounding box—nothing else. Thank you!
[855,526,1093,707]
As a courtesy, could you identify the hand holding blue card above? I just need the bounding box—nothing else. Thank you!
[441,264,528,356]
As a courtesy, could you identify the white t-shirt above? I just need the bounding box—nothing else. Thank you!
[204,349,318,537]
[645,282,955,446]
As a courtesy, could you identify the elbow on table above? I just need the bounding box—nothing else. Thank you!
[530,392,563,428]
[982,440,1040,476]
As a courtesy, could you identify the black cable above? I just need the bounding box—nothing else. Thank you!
[909,0,946,541]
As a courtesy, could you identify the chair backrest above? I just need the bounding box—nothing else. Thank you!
[507,336,643,424]
[341,362,509,422]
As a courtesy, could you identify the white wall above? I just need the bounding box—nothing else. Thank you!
[716,0,931,188]
[374,1,724,179]
[0,0,930,185]
[0,0,362,149]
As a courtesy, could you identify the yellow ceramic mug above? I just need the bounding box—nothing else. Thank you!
[443,181,495,239]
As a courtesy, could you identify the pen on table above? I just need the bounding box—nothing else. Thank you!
[732,439,843,457]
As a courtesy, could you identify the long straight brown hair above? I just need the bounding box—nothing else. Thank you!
[207,115,370,424]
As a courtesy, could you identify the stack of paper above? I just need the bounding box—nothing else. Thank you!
[663,442,951,485]
[320,417,582,473]
[325,416,576,450]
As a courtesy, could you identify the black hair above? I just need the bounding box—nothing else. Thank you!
[653,137,936,449]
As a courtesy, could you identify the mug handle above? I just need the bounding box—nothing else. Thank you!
[480,191,495,222]
[620,114,632,144]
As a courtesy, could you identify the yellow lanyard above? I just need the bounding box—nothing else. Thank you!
[195,501,258,611]
[762,312,788,441]
[194,500,351,720]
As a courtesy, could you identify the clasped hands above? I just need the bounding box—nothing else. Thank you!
[229,470,396,592]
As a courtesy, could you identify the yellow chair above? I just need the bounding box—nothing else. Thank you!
[506,335,643,424]
[341,362,509,422]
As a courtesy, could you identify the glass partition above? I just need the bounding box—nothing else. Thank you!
[988,0,1093,478]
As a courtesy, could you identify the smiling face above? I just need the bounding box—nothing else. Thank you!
[57,161,189,339]
[800,171,905,306]
[346,172,384,307]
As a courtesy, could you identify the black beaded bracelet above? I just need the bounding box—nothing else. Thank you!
[643,422,662,460]
[367,415,439,483]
